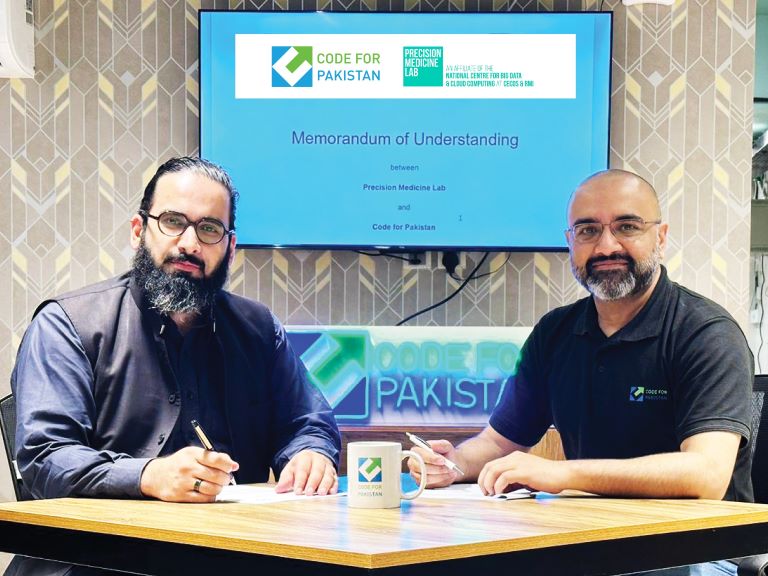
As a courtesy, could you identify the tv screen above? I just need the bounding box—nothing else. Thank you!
[199,11,612,250]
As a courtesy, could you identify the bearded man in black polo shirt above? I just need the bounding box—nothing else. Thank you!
[408,169,753,576]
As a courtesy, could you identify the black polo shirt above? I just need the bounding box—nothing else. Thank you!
[489,266,754,502]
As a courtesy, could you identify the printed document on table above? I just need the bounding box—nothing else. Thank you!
[419,483,534,501]
[216,485,344,504]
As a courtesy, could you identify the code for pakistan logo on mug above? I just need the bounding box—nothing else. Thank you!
[358,457,383,482]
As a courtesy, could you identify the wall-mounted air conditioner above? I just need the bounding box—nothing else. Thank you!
[0,0,34,78]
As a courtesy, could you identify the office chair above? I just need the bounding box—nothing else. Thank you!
[0,393,24,501]
[737,375,768,576]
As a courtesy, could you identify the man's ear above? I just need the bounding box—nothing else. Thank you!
[564,229,573,250]
[227,233,237,266]
[657,222,669,259]
[130,213,144,250]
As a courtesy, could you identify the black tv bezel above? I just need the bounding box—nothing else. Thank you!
[197,9,613,253]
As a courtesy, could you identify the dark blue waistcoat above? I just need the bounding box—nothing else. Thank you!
[36,272,278,483]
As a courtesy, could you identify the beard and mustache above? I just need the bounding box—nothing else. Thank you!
[132,223,659,310]
[131,235,230,316]
[571,243,662,302]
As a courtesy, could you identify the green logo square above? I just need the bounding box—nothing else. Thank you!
[403,46,443,87]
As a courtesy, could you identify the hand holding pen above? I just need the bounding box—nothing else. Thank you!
[191,419,237,486]
[406,432,465,480]
[138,440,238,502]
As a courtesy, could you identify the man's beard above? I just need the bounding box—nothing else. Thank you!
[131,237,230,316]
[571,244,662,302]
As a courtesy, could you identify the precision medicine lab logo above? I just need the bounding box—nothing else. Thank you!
[358,457,383,482]
[403,46,444,87]
[272,46,313,87]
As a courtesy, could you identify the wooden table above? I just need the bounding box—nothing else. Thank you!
[0,492,768,575]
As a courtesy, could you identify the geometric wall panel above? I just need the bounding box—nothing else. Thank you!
[0,0,755,513]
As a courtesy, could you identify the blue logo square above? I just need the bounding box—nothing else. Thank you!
[357,457,382,483]
[289,330,370,423]
[272,46,312,88]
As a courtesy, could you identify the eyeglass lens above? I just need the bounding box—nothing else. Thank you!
[157,212,225,244]
[573,219,650,243]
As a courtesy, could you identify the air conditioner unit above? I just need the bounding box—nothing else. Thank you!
[0,0,34,78]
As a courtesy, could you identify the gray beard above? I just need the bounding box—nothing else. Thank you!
[571,244,661,302]
[131,239,229,316]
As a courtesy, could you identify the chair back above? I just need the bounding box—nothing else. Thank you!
[752,375,768,504]
[0,393,24,501]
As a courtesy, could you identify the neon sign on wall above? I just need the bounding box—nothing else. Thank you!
[287,326,531,426]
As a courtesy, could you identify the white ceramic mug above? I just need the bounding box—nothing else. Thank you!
[347,441,427,509]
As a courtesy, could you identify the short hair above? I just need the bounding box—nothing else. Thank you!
[569,169,660,219]
[138,157,239,229]
[579,169,656,197]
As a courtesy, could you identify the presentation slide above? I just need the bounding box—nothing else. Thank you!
[200,12,612,250]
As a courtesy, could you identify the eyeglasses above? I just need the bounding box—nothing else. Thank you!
[567,218,661,245]
[140,210,233,245]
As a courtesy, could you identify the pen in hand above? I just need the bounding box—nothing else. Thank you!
[191,419,236,485]
[406,432,465,476]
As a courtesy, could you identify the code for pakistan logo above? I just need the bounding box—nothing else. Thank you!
[629,386,667,402]
[298,331,369,420]
[358,457,383,482]
[272,46,313,87]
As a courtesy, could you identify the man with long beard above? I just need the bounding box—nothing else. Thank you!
[10,157,341,507]
[408,170,753,576]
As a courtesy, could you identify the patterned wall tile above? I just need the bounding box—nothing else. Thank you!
[0,1,756,513]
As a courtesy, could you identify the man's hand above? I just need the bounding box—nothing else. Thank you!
[477,451,569,495]
[275,450,337,496]
[407,439,461,488]
[140,446,239,502]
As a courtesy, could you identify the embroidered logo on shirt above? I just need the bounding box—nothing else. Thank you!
[629,386,668,402]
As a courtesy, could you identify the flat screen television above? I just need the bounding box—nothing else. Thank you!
[199,11,612,250]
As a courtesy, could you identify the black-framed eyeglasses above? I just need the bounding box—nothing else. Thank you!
[566,218,661,245]
[140,210,233,245]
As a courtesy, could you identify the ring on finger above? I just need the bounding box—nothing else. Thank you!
[193,478,202,493]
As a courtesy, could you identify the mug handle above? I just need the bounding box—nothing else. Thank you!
[400,450,427,500]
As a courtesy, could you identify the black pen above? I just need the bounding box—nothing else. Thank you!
[191,419,236,485]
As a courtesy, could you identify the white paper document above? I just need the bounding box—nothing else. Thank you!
[419,483,534,501]
[215,484,344,504]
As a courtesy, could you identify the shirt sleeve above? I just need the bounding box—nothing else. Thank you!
[267,314,341,475]
[672,316,753,445]
[11,303,151,499]
[488,325,553,448]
